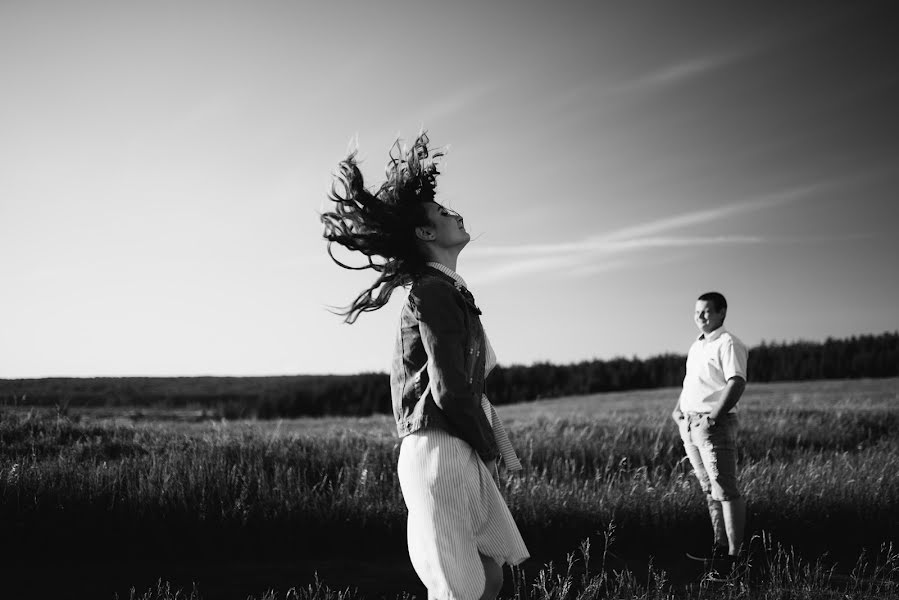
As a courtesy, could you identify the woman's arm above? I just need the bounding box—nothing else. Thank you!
[412,281,499,462]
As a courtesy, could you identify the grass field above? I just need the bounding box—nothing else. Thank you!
[2,377,898,599]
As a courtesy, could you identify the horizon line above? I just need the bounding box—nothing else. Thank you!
[2,330,895,381]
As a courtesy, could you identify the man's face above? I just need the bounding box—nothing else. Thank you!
[694,299,725,335]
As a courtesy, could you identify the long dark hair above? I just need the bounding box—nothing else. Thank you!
[321,133,444,323]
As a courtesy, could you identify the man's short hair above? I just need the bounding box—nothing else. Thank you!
[698,291,727,312]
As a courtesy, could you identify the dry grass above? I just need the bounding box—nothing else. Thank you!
[1,377,898,598]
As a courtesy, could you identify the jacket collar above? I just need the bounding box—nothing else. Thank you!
[422,263,481,315]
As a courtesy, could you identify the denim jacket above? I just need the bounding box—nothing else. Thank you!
[390,267,500,462]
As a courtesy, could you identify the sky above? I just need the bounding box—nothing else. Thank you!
[2,1,897,379]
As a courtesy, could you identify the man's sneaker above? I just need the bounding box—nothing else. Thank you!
[686,546,730,564]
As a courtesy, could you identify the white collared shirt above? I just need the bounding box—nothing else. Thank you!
[678,327,748,413]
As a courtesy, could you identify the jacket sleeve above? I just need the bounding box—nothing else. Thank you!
[411,281,499,462]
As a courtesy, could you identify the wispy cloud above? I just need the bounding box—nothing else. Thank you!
[604,29,789,100]
[467,255,635,286]
[468,255,573,285]
[467,235,766,259]
[600,184,822,241]
[544,53,741,119]
[613,55,737,95]
[465,235,764,285]
[466,184,827,284]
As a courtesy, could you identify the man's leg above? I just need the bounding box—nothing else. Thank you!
[706,495,729,550]
[721,497,746,556]
[697,414,743,556]
[680,418,728,550]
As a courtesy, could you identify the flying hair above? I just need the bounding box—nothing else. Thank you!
[321,132,444,323]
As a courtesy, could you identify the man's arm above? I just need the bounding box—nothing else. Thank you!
[710,335,748,421]
[671,399,684,423]
[709,376,745,420]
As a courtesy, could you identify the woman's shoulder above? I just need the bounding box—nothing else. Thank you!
[410,272,455,299]
[408,273,461,314]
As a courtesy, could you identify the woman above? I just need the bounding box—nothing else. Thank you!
[321,133,529,600]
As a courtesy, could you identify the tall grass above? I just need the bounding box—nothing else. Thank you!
[124,533,899,600]
[1,378,898,597]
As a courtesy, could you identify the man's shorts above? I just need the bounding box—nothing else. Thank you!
[678,412,740,501]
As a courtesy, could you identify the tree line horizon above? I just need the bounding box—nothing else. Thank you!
[2,331,896,419]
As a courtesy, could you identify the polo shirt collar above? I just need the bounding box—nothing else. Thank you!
[699,326,727,342]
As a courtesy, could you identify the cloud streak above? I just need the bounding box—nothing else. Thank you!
[465,183,830,284]
[602,27,801,100]
[611,55,738,95]
[600,183,822,241]
[468,235,766,258]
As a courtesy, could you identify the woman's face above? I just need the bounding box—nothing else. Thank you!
[420,202,470,249]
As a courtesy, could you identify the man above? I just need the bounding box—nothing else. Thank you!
[673,291,748,568]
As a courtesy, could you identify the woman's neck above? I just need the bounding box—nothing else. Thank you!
[425,248,460,272]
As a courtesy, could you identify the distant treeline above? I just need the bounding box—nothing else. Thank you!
[487,331,899,405]
[1,332,896,418]
[0,373,390,419]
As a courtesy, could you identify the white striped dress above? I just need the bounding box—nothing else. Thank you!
[398,273,529,599]
[398,428,529,600]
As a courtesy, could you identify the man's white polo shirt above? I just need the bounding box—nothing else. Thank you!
[678,327,748,414]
